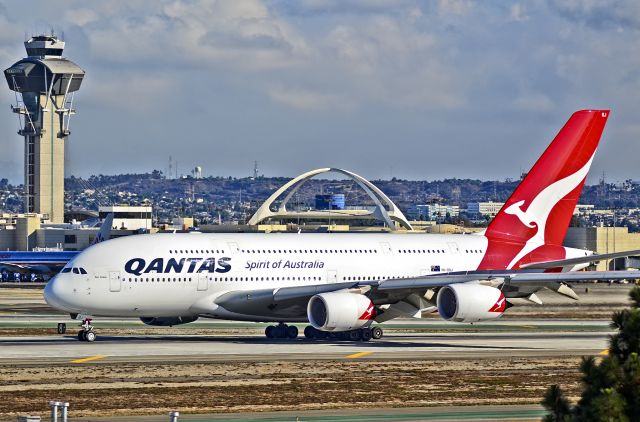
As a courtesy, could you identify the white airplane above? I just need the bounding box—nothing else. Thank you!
[44,110,640,342]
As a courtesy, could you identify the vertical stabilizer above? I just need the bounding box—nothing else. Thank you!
[478,110,609,270]
[93,213,114,245]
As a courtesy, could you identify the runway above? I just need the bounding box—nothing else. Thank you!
[0,320,611,365]
[0,284,621,366]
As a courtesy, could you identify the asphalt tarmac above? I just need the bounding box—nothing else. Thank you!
[0,320,611,366]
[0,285,621,365]
[40,404,548,421]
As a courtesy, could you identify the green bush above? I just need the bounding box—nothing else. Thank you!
[543,286,640,421]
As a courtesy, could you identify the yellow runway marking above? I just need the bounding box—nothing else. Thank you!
[71,355,107,364]
[346,351,373,359]
[598,350,609,356]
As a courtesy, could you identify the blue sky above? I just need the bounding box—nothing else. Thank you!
[0,0,638,184]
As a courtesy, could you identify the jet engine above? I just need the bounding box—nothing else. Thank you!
[437,283,506,323]
[307,292,376,332]
[140,316,198,326]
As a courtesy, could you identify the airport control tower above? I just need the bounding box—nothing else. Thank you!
[4,35,85,223]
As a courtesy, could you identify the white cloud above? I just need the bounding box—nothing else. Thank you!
[86,0,309,69]
[320,15,465,109]
[83,75,175,113]
[268,85,354,111]
[1,0,640,181]
[437,0,472,16]
[549,0,640,30]
[277,0,419,16]
[513,93,555,112]
[64,9,98,26]
[509,4,529,22]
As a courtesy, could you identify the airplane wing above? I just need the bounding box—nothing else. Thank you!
[0,262,67,275]
[204,269,640,320]
[208,282,358,320]
[375,269,639,289]
[519,249,640,270]
[0,252,77,274]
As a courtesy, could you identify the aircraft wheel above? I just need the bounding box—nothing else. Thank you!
[286,325,299,339]
[78,331,86,341]
[349,330,361,341]
[265,325,275,339]
[85,331,96,342]
[361,328,372,341]
[274,324,287,339]
[371,326,383,340]
[304,326,316,339]
[57,323,66,334]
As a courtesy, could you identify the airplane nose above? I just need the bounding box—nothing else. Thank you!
[44,275,75,312]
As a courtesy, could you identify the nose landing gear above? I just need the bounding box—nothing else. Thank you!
[77,318,96,342]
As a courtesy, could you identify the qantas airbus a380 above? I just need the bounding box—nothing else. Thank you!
[44,110,640,342]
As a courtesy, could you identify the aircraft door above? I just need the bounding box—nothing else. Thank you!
[227,242,240,255]
[109,271,121,292]
[327,270,338,283]
[447,242,460,254]
[379,242,392,254]
[197,273,209,291]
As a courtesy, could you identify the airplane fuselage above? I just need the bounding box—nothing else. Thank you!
[46,232,492,319]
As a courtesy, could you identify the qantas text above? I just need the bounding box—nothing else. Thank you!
[125,257,231,276]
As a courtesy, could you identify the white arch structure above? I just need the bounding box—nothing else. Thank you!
[247,168,413,231]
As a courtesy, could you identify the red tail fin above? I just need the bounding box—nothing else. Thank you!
[478,110,610,270]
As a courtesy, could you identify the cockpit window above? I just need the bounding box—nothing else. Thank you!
[72,268,80,274]
[61,268,72,273]
[79,268,87,274]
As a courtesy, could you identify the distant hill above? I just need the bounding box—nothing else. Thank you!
[1,171,636,224]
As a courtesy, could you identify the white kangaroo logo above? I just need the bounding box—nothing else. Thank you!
[504,154,595,269]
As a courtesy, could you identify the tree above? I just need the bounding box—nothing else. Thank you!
[542,385,571,422]
[543,286,640,421]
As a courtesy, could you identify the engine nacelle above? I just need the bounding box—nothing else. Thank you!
[437,283,506,323]
[307,292,375,332]
[140,316,198,326]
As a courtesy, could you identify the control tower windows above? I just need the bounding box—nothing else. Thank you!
[25,48,64,57]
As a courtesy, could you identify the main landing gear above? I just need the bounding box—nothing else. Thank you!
[303,325,383,342]
[264,324,384,341]
[265,323,299,339]
[77,318,97,342]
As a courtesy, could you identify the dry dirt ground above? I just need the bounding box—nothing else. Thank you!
[0,357,584,420]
